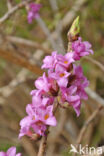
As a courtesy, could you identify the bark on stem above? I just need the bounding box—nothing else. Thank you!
[37,131,48,156]
[37,101,58,156]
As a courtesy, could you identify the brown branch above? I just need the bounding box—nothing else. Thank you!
[61,0,87,30]
[73,105,103,156]
[21,137,37,156]
[37,134,48,156]
[0,48,43,75]
[0,0,33,24]
[37,100,59,156]
[6,36,51,54]
[0,47,44,104]
[77,105,103,144]
[86,87,104,107]
[7,0,13,11]
[84,56,104,72]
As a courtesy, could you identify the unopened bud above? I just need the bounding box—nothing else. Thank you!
[67,16,80,42]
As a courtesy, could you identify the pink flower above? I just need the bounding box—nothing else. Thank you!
[49,64,70,87]
[73,65,89,100]
[32,105,57,126]
[28,3,41,23]
[19,36,93,139]
[42,51,57,69]
[19,118,46,137]
[19,104,57,137]
[30,89,45,97]
[0,147,21,156]
[0,152,6,156]
[19,115,34,138]
[32,93,54,108]
[35,73,51,92]
[56,52,74,69]
[60,86,81,116]
[35,72,59,94]
[72,37,93,60]
[42,51,74,70]
[32,124,47,136]
[19,106,46,137]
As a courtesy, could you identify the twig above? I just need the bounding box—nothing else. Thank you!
[36,16,58,50]
[77,105,103,145]
[49,0,65,53]
[0,48,43,75]
[73,106,103,156]
[49,0,58,12]
[86,87,104,107]
[7,0,13,11]
[6,36,51,54]
[73,105,103,156]
[84,56,104,72]
[0,47,44,104]
[61,0,87,29]
[0,0,33,24]
[21,137,37,156]
[55,20,65,53]
[37,134,48,156]
[37,99,59,156]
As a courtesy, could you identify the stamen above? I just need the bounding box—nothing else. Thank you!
[64,61,68,64]
[33,116,35,120]
[44,114,49,120]
[59,73,65,77]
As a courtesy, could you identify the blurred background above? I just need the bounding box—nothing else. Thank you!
[0,0,104,155]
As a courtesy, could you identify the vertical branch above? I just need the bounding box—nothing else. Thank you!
[73,105,103,156]
[77,105,103,145]
[49,0,58,11]
[37,130,48,156]
[49,0,65,53]
[37,100,58,156]
[36,16,58,50]
[7,0,12,11]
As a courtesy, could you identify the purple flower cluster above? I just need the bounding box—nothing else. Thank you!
[0,147,21,156]
[72,37,93,60]
[28,3,41,23]
[19,37,93,138]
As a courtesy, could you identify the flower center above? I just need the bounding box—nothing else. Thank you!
[32,116,35,120]
[44,114,49,120]
[59,73,65,77]
[64,61,68,64]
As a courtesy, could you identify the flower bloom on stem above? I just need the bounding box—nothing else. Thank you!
[72,37,93,60]
[42,51,74,70]
[19,36,93,139]
[60,86,81,116]
[27,3,41,23]
[19,93,56,138]
[72,65,89,100]
[0,147,21,156]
